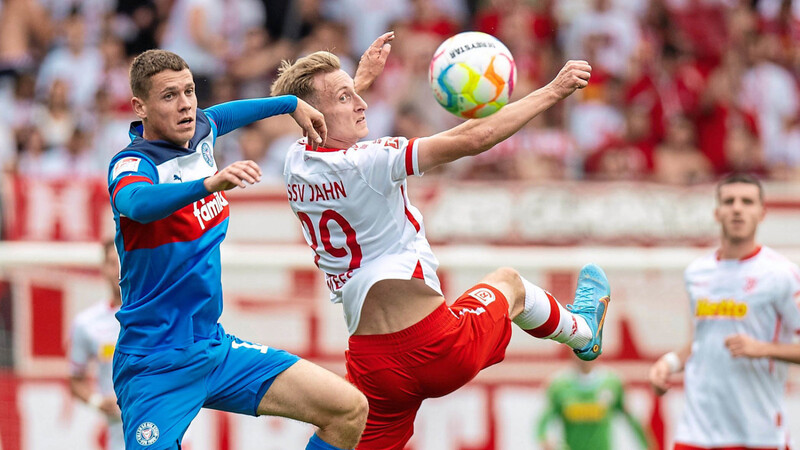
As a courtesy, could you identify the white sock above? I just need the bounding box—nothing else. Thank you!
[513,277,592,349]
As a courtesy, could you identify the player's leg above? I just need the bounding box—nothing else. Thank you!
[476,264,610,360]
[203,333,367,450]
[257,360,368,449]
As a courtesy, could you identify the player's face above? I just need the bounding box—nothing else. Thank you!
[132,68,197,148]
[313,70,368,147]
[715,182,765,243]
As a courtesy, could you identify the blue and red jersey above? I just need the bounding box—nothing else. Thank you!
[107,96,297,355]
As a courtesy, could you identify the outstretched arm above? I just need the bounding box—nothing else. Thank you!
[206,97,327,149]
[354,31,394,94]
[416,60,591,173]
[726,334,800,364]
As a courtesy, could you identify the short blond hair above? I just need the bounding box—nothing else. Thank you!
[270,51,341,104]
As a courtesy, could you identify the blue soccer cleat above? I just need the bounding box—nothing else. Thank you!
[567,263,611,361]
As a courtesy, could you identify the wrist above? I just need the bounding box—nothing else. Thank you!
[88,392,103,409]
[661,351,683,374]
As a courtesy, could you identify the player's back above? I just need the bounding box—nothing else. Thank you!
[284,137,442,334]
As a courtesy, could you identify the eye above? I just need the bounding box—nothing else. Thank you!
[340,93,351,102]
[186,87,194,96]
[164,93,174,100]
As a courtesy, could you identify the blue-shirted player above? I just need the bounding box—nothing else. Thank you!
[107,49,368,450]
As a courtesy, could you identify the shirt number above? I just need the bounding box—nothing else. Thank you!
[297,209,362,270]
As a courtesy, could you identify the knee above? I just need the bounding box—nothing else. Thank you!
[332,386,369,438]
[482,267,523,296]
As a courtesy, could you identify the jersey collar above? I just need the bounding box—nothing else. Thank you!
[304,143,347,152]
[716,245,762,262]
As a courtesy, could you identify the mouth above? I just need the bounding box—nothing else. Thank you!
[356,116,365,125]
[178,117,194,127]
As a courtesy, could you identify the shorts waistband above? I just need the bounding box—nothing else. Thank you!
[348,302,454,355]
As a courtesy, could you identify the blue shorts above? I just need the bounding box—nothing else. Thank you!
[113,331,300,449]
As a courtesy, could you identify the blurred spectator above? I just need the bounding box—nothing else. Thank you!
[38,0,116,45]
[35,9,103,110]
[114,0,159,56]
[161,0,229,106]
[739,33,799,170]
[323,0,411,54]
[653,115,713,185]
[569,76,626,156]
[0,0,52,75]
[561,0,641,77]
[31,79,77,150]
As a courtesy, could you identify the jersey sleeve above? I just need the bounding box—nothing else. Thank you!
[354,137,422,190]
[68,321,92,376]
[203,96,298,137]
[108,151,210,223]
[776,262,800,334]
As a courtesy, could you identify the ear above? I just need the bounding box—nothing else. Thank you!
[713,205,721,224]
[131,96,147,120]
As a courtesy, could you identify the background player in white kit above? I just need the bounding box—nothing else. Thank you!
[68,240,123,450]
[271,37,610,449]
[649,173,800,450]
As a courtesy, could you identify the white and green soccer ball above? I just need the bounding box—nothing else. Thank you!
[429,31,517,119]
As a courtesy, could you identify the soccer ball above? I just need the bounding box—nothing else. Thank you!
[429,31,516,119]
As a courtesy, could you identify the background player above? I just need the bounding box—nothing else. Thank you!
[108,49,367,450]
[68,239,123,450]
[536,359,651,450]
[271,42,610,449]
[649,173,800,450]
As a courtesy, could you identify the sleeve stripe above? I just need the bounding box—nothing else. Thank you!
[405,138,418,176]
[112,175,153,205]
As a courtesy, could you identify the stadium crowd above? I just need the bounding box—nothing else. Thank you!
[1,0,799,186]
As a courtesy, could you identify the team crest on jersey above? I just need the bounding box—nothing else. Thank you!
[201,142,213,166]
[135,422,159,446]
[467,287,495,306]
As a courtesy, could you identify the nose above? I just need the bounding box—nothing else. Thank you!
[178,92,192,111]
[355,93,367,112]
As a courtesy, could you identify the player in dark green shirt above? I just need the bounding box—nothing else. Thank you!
[536,360,650,450]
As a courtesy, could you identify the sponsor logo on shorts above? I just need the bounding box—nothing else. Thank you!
[457,306,486,317]
[467,288,495,306]
[695,298,747,318]
[135,422,159,446]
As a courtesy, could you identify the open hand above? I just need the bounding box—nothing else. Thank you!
[354,31,395,93]
[204,160,262,192]
[291,99,327,150]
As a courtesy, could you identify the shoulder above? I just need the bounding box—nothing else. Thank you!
[758,246,800,280]
[684,251,717,278]
[72,302,108,328]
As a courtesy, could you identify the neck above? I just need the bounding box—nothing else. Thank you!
[323,136,356,150]
[718,237,759,260]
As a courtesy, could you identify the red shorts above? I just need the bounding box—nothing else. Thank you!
[675,443,788,450]
[345,283,512,450]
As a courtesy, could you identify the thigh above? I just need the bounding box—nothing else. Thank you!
[450,283,513,368]
[114,351,206,450]
[204,334,300,415]
[256,359,363,425]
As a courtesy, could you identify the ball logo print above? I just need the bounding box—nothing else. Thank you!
[135,422,160,446]
[201,142,213,166]
[429,31,516,119]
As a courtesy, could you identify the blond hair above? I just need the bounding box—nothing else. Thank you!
[270,51,341,104]
[130,49,190,99]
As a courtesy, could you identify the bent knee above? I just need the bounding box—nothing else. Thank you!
[335,385,369,432]
[481,267,521,291]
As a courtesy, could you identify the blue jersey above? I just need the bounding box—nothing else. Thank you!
[107,96,297,355]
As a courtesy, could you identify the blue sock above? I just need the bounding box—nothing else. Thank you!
[305,433,350,450]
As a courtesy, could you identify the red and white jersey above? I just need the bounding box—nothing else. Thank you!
[284,137,442,334]
[69,300,120,396]
[677,246,800,448]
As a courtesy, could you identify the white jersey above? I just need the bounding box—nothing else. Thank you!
[69,300,124,450]
[676,246,800,448]
[284,137,442,334]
